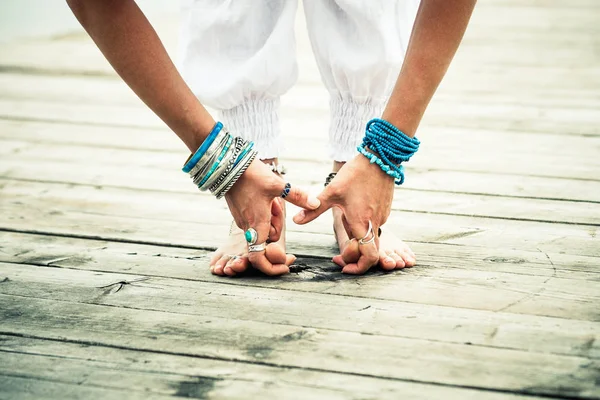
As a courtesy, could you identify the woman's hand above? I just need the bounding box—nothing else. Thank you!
[293,154,395,274]
[225,159,320,275]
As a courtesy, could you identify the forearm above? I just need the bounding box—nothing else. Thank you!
[382,0,476,137]
[67,0,214,151]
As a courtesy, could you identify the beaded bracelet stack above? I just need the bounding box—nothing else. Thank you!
[182,122,258,199]
[357,118,420,185]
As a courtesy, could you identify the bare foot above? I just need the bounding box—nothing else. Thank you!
[209,199,295,277]
[331,207,416,271]
[328,163,416,272]
[209,159,295,277]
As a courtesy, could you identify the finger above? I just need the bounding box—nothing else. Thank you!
[293,192,333,225]
[247,222,289,276]
[265,242,287,265]
[279,182,321,211]
[269,199,284,242]
[341,239,360,265]
[342,221,379,274]
[285,253,296,266]
[332,254,346,267]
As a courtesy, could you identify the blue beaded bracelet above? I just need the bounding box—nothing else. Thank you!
[198,135,233,188]
[182,122,224,173]
[358,118,420,185]
[357,145,405,185]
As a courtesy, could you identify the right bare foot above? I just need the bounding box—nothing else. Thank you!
[209,199,295,276]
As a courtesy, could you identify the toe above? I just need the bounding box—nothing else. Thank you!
[229,257,250,274]
[378,250,396,271]
[390,252,406,269]
[397,248,416,267]
[209,251,223,267]
[212,256,230,276]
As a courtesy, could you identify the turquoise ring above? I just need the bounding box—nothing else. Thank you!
[245,228,258,245]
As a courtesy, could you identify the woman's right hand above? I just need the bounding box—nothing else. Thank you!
[224,159,320,275]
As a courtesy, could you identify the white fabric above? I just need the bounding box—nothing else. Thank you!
[179,0,420,160]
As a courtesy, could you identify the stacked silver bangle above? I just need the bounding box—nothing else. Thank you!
[183,123,258,199]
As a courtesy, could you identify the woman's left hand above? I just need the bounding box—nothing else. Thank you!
[293,154,395,274]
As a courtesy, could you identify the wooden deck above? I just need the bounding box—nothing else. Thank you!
[1,1,599,399]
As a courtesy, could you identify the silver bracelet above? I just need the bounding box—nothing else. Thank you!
[213,149,257,199]
[200,137,240,190]
[208,138,250,192]
[191,133,230,186]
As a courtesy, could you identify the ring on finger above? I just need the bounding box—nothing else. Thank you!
[358,221,376,245]
[245,228,258,245]
[248,242,267,253]
[280,182,291,199]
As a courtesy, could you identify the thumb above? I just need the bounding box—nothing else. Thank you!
[293,192,332,225]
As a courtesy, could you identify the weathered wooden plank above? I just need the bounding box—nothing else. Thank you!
[3,231,597,281]
[1,179,598,256]
[2,88,599,138]
[0,335,541,400]
[0,375,178,400]
[1,148,598,225]
[3,118,600,180]
[1,261,598,358]
[1,232,599,323]
[1,295,598,399]
[3,70,600,114]
[5,156,600,205]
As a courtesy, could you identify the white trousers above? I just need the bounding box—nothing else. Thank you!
[179,0,420,161]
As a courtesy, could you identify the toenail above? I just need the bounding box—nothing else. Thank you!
[385,256,394,263]
[224,267,232,274]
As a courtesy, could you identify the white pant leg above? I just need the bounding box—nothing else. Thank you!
[178,0,299,158]
[303,0,420,161]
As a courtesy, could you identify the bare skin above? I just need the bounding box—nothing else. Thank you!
[66,0,319,276]
[330,161,416,271]
[210,159,294,277]
[295,0,477,274]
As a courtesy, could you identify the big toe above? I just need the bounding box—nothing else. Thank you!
[224,256,250,276]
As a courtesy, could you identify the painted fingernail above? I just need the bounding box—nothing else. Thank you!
[308,197,320,208]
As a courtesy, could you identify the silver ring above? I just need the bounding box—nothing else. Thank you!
[227,254,239,260]
[248,243,267,253]
[358,221,375,245]
[245,228,258,245]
